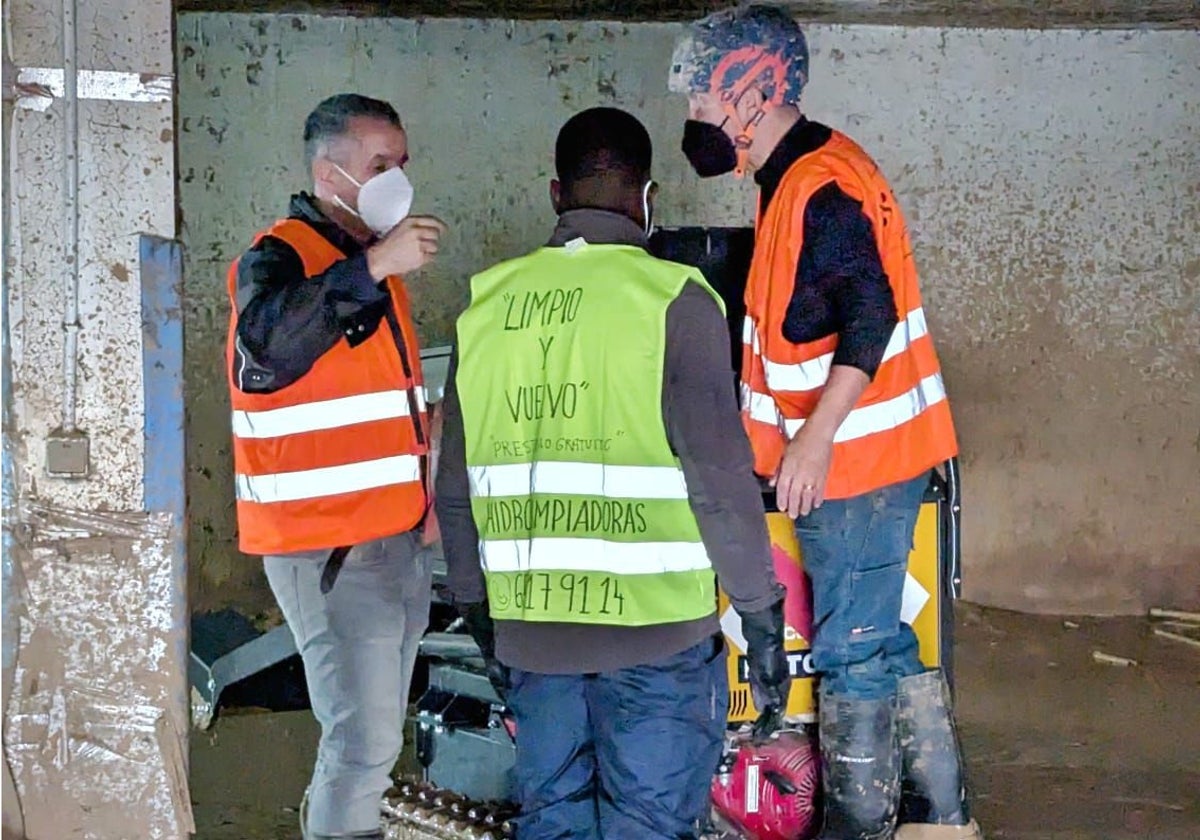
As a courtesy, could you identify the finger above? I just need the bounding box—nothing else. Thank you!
[782,472,801,518]
[787,482,804,520]
[398,226,436,244]
[813,482,826,510]
[410,215,448,233]
[774,474,791,513]
[800,484,819,517]
[414,213,448,229]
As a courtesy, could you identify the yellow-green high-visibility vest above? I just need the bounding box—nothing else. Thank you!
[455,242,725,626]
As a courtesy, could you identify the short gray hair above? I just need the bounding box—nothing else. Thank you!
[303,93,402,166]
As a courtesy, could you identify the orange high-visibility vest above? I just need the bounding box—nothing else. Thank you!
[741,131,958,499]
[226,218,429,555]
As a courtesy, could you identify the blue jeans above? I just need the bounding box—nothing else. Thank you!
[264,532,433,836]
[796,475,927,700]
[507,637,729,839]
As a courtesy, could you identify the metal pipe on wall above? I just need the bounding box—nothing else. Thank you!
[60,0,80,434]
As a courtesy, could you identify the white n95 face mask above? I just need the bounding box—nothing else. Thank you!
[333,164,414,236]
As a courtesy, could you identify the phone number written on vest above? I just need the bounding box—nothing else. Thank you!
[488,571,626,618]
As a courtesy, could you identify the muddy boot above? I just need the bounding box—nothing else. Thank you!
[896,670,978,835]
[817,687,900,839]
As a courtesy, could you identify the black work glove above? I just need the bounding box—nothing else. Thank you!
[459,601,510,704]
[740,597,790,740]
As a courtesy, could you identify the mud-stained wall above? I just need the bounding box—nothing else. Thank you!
[4,0,190,832]
[177,15,1200,616]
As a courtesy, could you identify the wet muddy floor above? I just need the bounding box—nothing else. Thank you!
[190,604,1200,839]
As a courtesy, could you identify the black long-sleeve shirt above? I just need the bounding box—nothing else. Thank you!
[231,193,393,393]
[755,118,898,378]
[436,209,782,674]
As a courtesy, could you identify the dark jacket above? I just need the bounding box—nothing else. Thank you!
[231,193,395,393]
[755,117,899,379]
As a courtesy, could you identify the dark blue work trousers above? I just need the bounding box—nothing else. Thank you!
[507,636,728,839]
[797,474,929,700]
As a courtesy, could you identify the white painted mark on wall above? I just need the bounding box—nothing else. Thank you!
[15,68,174,110]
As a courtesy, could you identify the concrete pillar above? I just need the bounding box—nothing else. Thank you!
[2,0,190,833]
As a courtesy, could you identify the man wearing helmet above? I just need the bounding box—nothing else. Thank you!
[670,6,980,840]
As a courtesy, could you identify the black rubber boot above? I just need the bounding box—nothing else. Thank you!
[896,670,971,826]
[817,686,900,840]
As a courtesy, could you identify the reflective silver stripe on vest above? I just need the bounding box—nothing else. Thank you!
[748,307,928,394]
[235,455,421,504]
[742,384,784,431]
[231,390,411,440]
[468,462,689,500]
[480,537,711,575]
[742,373,947,443]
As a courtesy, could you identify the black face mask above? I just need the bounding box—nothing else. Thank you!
[682,119,737,178]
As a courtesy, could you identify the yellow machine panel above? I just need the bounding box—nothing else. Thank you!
[721,501,943,723]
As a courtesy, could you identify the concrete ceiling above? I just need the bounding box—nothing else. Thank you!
[173,0,1200,29]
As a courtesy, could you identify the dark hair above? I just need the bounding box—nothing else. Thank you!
[555,107,652,191]
[303,93,402,165]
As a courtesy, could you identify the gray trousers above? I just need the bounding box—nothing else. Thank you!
[264,531,432,836]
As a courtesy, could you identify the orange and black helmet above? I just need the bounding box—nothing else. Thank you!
[669,5,809,108]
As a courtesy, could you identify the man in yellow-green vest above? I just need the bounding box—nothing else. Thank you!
[435,107,790,839]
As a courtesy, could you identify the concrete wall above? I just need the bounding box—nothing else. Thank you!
[177,14,1200,616]
[4,0,190,833]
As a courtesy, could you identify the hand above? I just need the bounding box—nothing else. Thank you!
[740,598,790,739]
[460,601,510,704]
[771,424,833,518]
[366,215,447,279]
[752,704,784,742]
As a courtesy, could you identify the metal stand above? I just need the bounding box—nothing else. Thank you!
[927,457,963,692]
[188,612,298,728]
